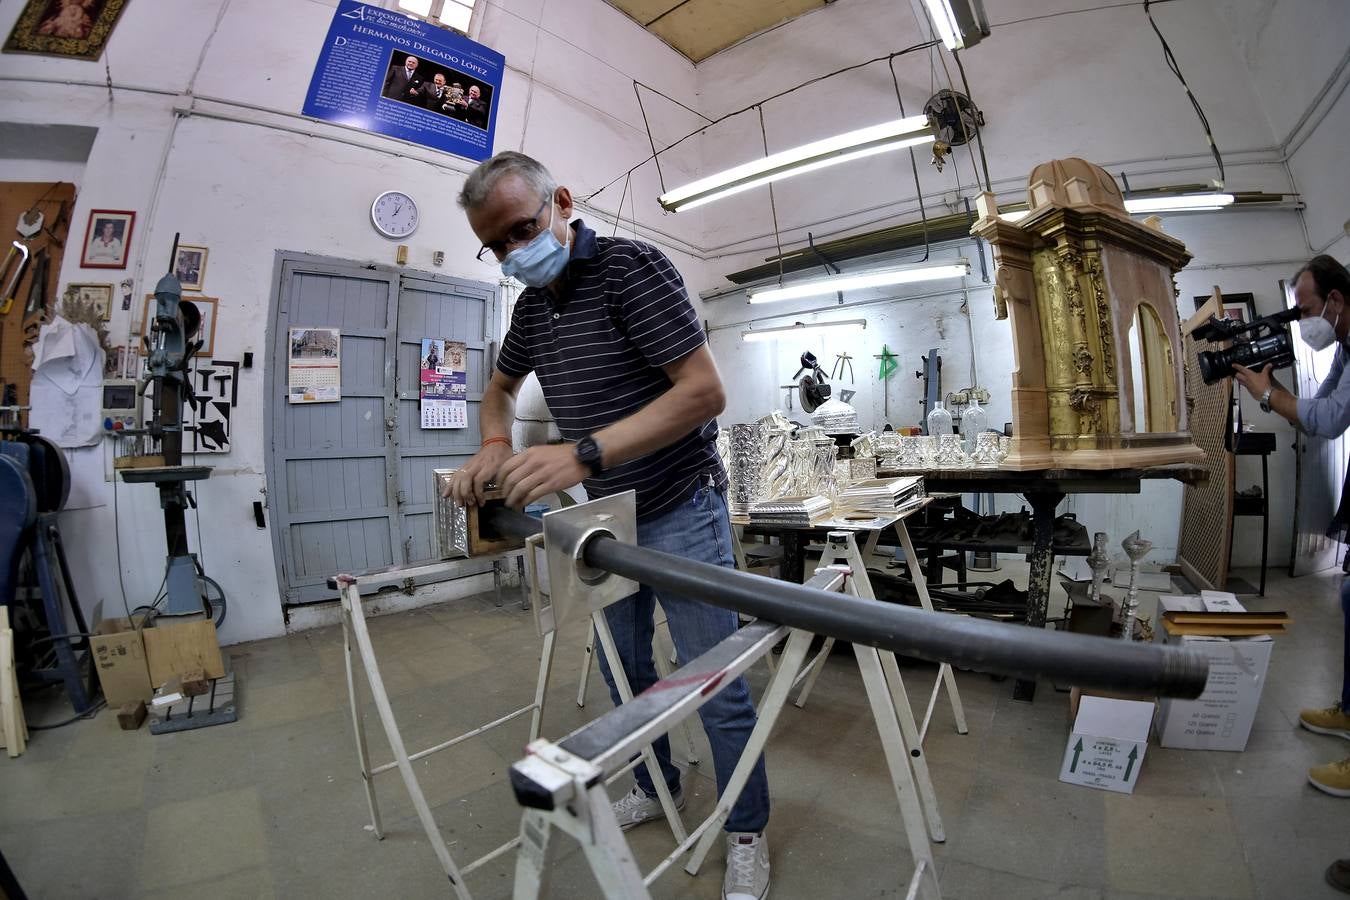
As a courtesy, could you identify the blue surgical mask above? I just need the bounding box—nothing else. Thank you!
[501,203,570,289]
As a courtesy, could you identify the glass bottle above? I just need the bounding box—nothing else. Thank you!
[960,397,987,454]
[926,400,953,437]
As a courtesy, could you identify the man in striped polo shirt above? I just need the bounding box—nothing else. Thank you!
[446,151,771,900]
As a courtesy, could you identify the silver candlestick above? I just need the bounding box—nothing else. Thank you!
[1087,532,1111,607]
[1119,530,1153,641]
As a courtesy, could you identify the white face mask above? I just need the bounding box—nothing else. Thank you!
[1298,300,1340,351]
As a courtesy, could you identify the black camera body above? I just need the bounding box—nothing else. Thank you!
[1195,306,1300,385]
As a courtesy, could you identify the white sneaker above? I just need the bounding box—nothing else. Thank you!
[724,831,770,900]
[610,785,684,830]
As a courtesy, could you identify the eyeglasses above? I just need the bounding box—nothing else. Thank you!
[476,197,549,262]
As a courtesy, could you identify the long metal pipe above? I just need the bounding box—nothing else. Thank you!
[484,506,1209,699]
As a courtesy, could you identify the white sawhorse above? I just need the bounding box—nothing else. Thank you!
[793,517,969,744]
[512,556,942,900]
[331,543,686,898]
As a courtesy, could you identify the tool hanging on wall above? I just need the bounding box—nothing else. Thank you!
[0,242,29,317]
[916,349,942,426]
[830,352,854,383]
[873,344,899,421]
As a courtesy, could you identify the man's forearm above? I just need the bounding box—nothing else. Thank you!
[593,380,722,469]
[480,382,516,441]
[1266,385,1300,426]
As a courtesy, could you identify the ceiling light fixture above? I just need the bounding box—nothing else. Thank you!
[1123,192,1235,214]
[658,117,936,213]
[746,260,969,304]
[740,319,868,343]
[919,0,990,51]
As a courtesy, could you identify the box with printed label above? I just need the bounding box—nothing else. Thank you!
[1059,695,1153,794]
[90,617,153,706]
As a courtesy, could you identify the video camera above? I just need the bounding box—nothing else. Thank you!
[1194,306,1300,385]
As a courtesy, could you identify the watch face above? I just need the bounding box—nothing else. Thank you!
[371,191,419,239]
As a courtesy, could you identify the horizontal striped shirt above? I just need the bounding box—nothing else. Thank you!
[496,220,725,519]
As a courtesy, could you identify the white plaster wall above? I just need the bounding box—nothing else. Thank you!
[0,0,702,643]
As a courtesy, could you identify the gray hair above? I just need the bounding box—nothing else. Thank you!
[457,151,557,210]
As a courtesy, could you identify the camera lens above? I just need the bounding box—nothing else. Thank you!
[1197,349,1227,385]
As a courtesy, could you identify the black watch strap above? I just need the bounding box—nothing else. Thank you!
[575,436,604,475]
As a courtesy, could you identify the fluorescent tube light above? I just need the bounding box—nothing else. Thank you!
[741,319,867,343]
[747,260,969,304]
[920,0,990,50]
[1123,193,1234,214]
[659,117,935,213]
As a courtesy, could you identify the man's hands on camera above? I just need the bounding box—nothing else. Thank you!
[443,442,586,510]
[1233,363,1277,398]
[446,442,513,507]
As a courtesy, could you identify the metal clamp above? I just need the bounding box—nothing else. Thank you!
[542,492,638,629]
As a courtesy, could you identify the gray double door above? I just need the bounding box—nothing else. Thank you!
[268,255,498,605]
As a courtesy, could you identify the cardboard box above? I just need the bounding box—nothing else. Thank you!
[1059,696,1153,794]
[90,618,153,706]
[143,620,224,686]
[1153,595,1275,752]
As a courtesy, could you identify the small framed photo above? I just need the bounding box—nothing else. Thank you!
[3,0,130,60]
[81,209,135,269]
[1193,291,1257,324]
[140,295,218,358]
[70,282,113,320]
[174,245,208,291]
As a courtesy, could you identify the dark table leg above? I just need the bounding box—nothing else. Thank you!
[1013,490,1066,702]
[782,530,806,584]
[1259,453,1269,597]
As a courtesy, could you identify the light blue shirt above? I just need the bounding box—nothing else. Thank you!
[1296,343,1350,437]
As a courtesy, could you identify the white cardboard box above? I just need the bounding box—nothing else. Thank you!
[1153,594,1274,752]
[1154,633,1272,751]
[1059,696,1154,794]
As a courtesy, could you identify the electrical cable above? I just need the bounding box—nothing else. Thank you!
[951,50,994,194]
[111,441,133,620]
[757,105,787,286]
[633,82,667,194]
[26,698,106,731]
[612,171,631,238]
[581,40,940,204]
[1142,0,1225,186]
[887,56,930,261]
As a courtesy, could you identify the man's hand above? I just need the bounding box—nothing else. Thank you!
[1233,363,1275,399]
[498,444,587,509]
[446,443,513,506]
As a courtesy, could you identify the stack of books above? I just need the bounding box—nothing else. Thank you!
[748,495,833,526]
[836,476,926,515]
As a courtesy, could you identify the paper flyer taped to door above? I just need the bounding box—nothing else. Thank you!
[420,338,467,429]
[288,327,341,403]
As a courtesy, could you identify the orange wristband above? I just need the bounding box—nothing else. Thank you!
[481,436,512,449]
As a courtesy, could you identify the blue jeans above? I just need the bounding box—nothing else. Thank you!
[1341,578,1350,712]
[594,480,770,834]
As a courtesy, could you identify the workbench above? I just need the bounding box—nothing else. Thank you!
[748,464,1205,702]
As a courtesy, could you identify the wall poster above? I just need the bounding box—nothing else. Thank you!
[301,1,505,162]
[288,327,341,404]
[420,338,466,429]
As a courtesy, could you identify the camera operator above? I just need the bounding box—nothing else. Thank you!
[1232,255,1350,813]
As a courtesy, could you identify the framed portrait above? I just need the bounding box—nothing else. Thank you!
[3,0,130,60]
[81,209,135,269]
[70,282,113,320]
[174,245,208,291]
[1193,291,1257,325]
[140,295,218,358]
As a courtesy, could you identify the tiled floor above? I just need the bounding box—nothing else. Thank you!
[3,565,1346,899]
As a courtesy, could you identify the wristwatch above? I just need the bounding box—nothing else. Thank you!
[1259,387,1274,413]
[575,436,604,476]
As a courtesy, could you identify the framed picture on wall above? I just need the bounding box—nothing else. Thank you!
[174,245,208,291]
[139,295,218,358]
[80,209,135,269]
[69,283,113,320]
[3,0,130,60]
[1192,291,1257,324]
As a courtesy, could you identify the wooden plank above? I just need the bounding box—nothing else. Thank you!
[1,629,25,757]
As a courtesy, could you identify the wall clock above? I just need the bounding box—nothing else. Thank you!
[371,190,419,239]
